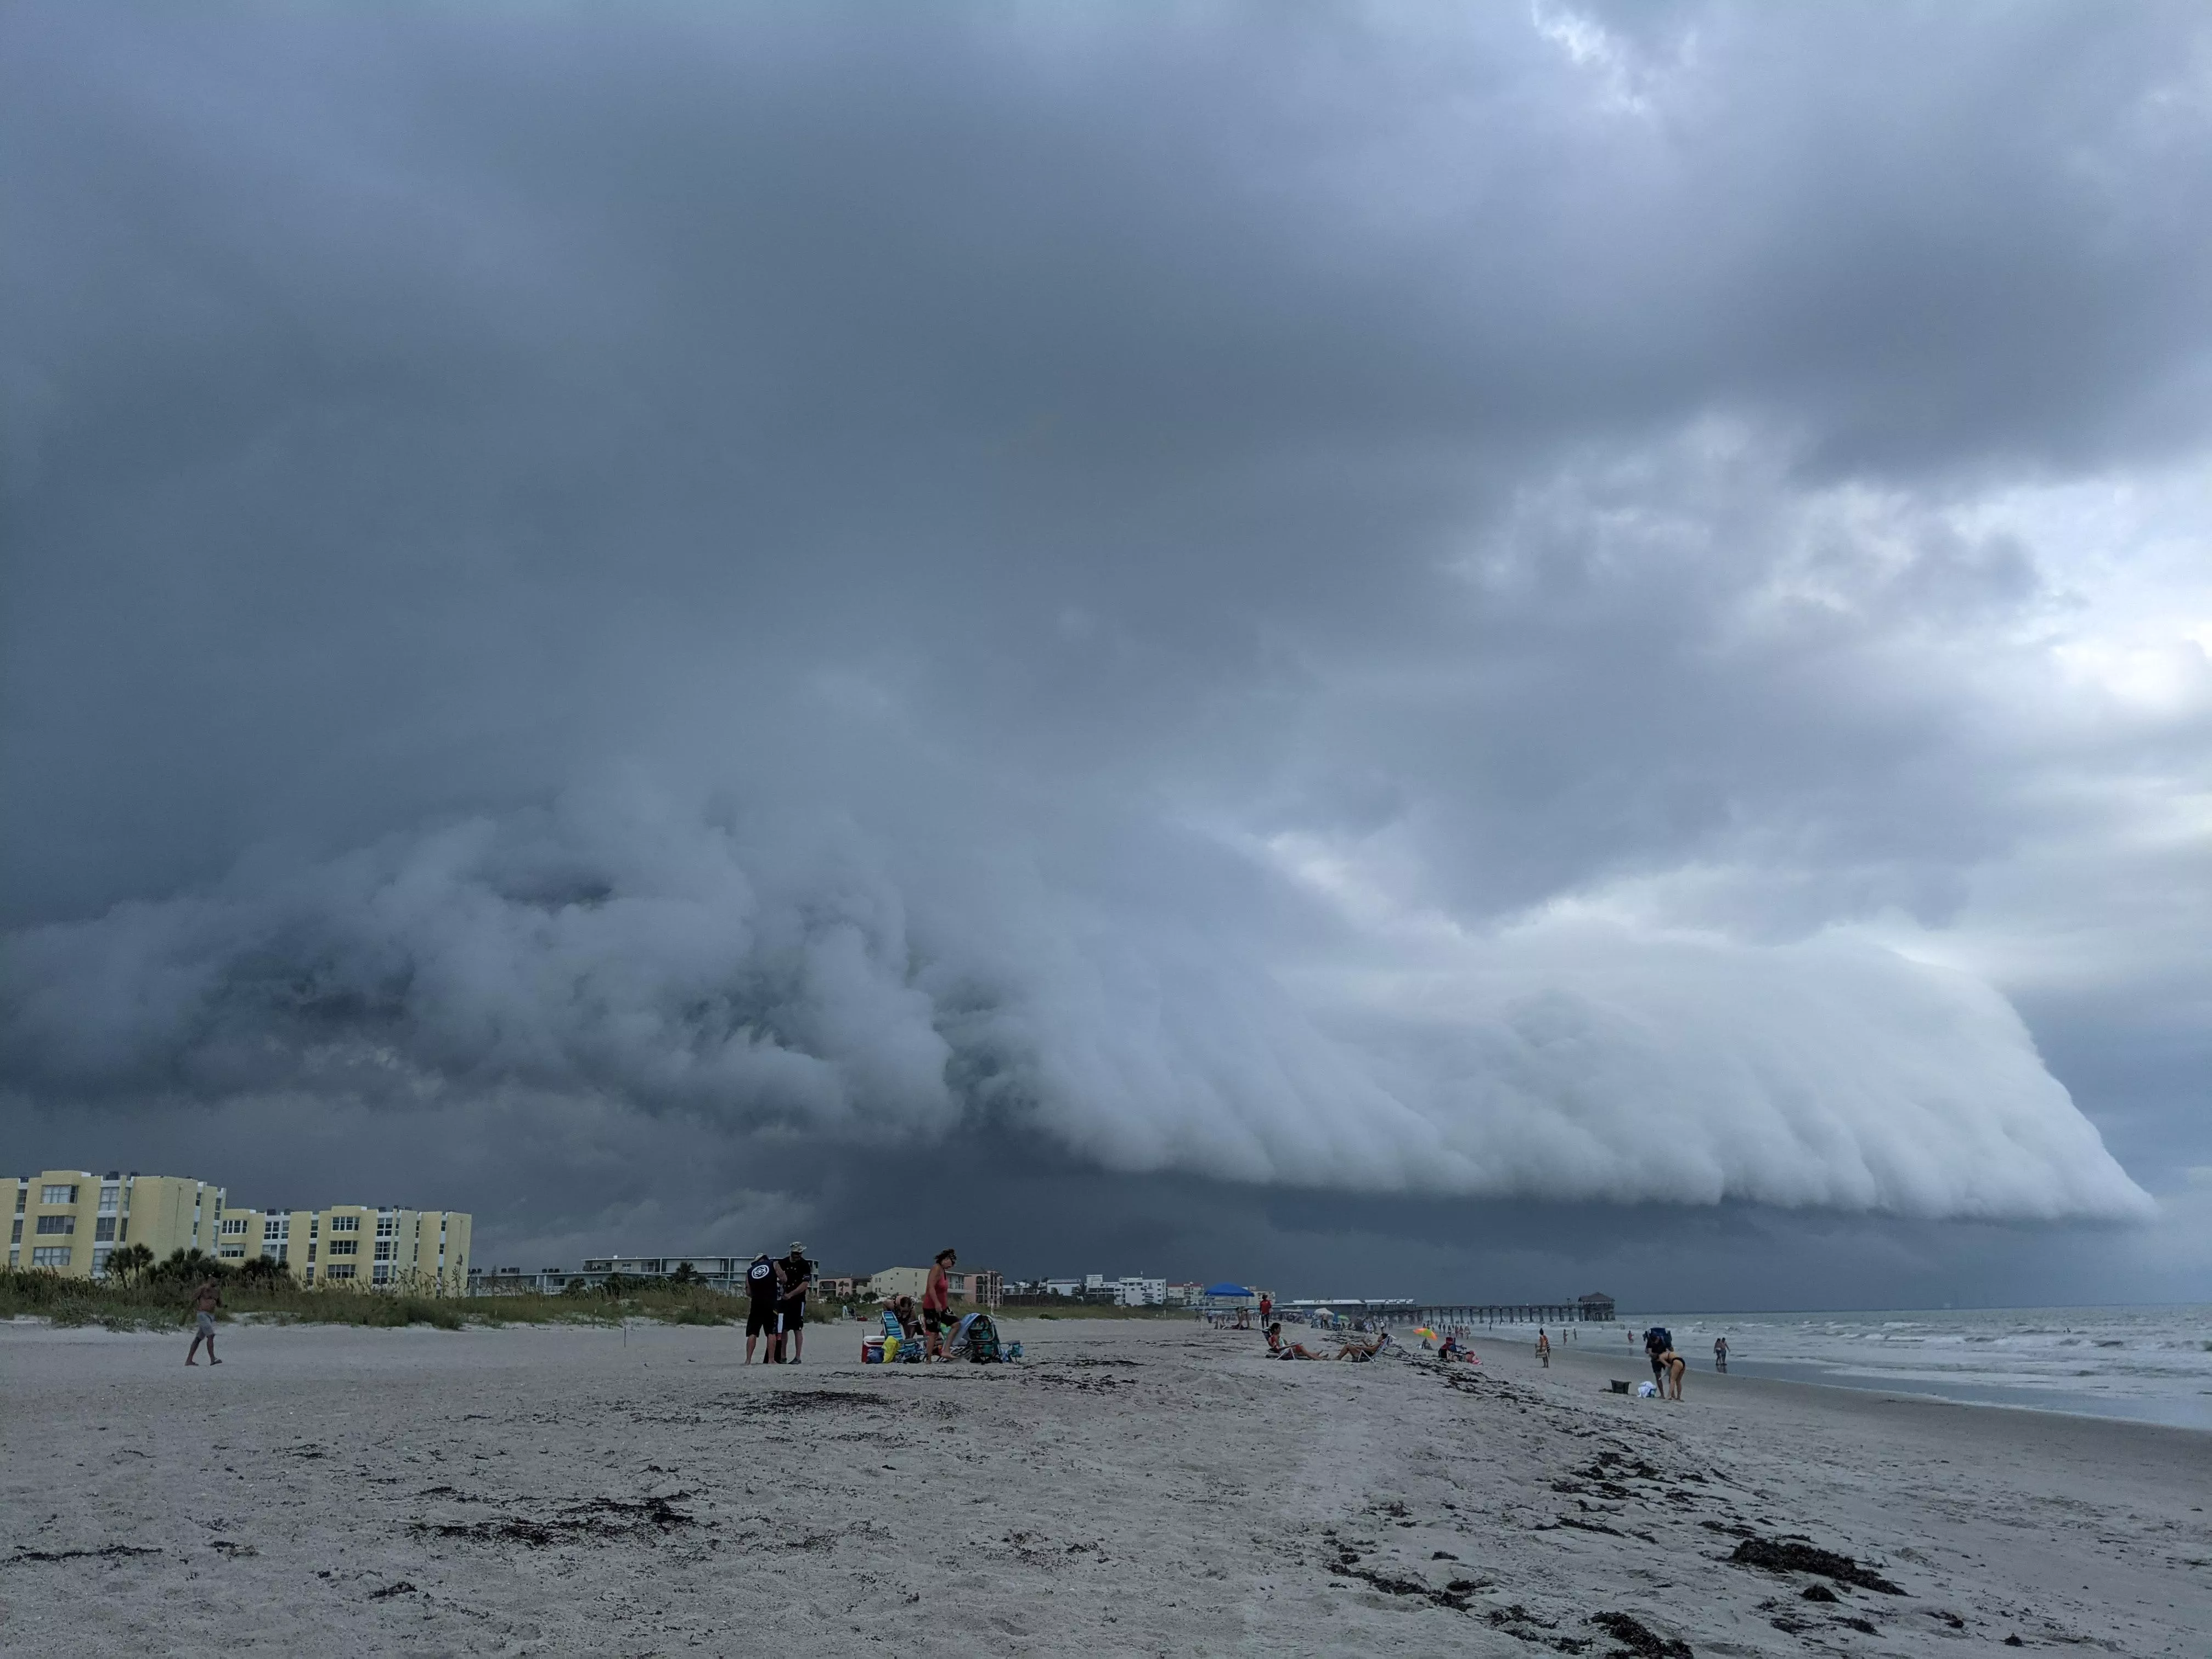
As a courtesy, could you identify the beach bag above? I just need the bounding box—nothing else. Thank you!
[964,1313,1002,1363]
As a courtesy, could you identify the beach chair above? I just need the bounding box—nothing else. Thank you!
[881,1306,924,1362]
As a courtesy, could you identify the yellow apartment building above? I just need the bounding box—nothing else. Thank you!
[4,1170,225,1278]
[217,1203,472,1294]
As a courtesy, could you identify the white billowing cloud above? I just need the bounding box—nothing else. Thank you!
[0,791,2150,1221]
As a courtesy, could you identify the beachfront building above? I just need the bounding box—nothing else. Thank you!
[1116,1276,1167,1307]
[5,1170,225,1278]
[217,1204,472,1294]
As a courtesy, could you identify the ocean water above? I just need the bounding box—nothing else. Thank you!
[1527,1305,2212,1430]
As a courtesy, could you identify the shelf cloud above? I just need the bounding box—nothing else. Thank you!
[3,3,2203,1259]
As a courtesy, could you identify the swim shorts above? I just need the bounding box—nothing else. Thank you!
[747,1304,777,1337]
[196,1312,216,1335]
[924,1307,951,1333]
[779,1300,805,1330]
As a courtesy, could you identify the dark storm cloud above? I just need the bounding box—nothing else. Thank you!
[4,4,2207,1274]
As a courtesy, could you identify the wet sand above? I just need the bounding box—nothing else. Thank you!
[2,1316,2205,1655]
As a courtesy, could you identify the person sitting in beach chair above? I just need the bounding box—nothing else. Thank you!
[1266,1322,1327,1359]
[1334,1331,1387,1362]
[883,1299,926,1362]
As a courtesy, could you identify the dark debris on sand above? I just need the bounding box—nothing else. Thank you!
[410,1492,698,1548]
[1590,1610,1693,1658]
[1729,1534,1903,1594]
[6,1544,161,1565]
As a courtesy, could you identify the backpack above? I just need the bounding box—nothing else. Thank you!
[963,1313,1002,1363]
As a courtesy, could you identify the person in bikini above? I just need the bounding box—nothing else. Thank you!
[185,1278,222,1366]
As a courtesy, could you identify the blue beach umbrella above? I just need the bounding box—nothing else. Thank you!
[1204,1282,1255,1297]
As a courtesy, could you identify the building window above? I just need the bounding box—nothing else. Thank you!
[40,1184,76,1205]
[331,1216,358,1233]
[374,1241,395,1261]
[304,1266,315,1283]
[328,1239,356,1256]
[94,1217,116,1242]
[326,1263,356,1280]
[35,1215,74,1236]
[218,1248,245,1260]
[98,1186,119,1214]
[376,1215,397,1238]
[31,1246,71,1268]
[307,1243,317,1261]
[8,1221,18,1243]
[373,1264,392,1284]
[222,1218,250,1236]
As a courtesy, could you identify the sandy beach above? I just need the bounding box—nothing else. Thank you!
[2,1316,2205,1656]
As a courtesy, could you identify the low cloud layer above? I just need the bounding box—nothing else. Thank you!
[1,791,2151,1219]
[3,4,2205,1269]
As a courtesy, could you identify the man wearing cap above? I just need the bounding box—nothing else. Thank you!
[777,1242,814,1363]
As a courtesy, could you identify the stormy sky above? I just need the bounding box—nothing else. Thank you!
[4,3,2208,1306]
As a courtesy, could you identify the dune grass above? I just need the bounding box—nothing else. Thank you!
[0,1268,774,1333]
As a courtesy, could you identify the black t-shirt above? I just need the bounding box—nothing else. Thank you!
[778,1256,810,1305]
[1645,1327,1672,1354]
[746,1257,778,1305]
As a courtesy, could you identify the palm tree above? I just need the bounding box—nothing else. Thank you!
[104,1243,154,1287]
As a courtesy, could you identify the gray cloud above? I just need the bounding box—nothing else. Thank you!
[4,4,2207,1276]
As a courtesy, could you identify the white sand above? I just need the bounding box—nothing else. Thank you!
[2,1316,2205,1656]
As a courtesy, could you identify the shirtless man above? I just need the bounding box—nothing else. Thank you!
[185,1279,222,1366]
[1536,1328,1551,1368]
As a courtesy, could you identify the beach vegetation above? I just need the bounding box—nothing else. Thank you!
[0,1266,752,1332]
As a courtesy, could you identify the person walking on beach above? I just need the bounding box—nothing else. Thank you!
[1259,1292,1272,1326]
[1713,1335,1728,1374]
[777,1242,812,1364]
[185,1278,222,1366]
[923,1248,955,1361]
[744,1250,780,1363]
[1536,1328,1551,1367]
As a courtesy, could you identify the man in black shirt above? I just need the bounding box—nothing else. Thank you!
[744,1251,780,1364]
[777,1243,813,1363]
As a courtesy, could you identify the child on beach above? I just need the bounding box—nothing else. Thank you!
[185,1279,222,1366]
